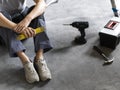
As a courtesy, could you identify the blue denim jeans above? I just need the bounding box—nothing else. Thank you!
[0,6,52,57]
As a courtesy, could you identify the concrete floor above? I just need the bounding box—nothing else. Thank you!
[0,0,120,90]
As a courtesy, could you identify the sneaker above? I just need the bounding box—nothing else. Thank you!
[24,61,39,83]
[34,58,52,81]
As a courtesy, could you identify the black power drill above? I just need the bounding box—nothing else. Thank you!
[64,21,89,44]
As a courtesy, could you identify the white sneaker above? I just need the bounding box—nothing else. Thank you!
[34,59,52,81]
[24,61,39,83]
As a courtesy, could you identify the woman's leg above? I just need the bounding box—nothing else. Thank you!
[17,51,40,83]
[17,51,30,64]
[0,11,39,83]
[29,14,52,81]
[34,49,52,81]
[34,49,44,61]
[17,6,52,81]
[26,6,52,80]
[21,6,52,56]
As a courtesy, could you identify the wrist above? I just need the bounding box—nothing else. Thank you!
[10,23,17,30]
[25,15,33,22]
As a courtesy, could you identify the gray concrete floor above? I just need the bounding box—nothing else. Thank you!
[1,0,120,90]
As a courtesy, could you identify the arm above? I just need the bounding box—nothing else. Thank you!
[14,0,46,36]
[14,0,47,31]
[0,12,35,38]
[26,0,47,21]
[0,12,16,30]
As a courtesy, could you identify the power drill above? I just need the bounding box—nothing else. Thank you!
[64,21,89,44]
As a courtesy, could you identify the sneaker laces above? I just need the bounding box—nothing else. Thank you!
[27,66,35,73]
[37,60,48,72]
[24,62,35,74]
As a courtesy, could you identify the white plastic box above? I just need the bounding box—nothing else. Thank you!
[99,17,120,49]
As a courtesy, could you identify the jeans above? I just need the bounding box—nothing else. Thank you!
[0,6,52,57]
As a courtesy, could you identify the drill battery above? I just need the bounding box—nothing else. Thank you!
[99,17,120,49]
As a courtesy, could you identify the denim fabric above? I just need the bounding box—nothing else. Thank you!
[0,6,52,57]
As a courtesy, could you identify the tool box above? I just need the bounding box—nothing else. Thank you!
[99,17,120,49]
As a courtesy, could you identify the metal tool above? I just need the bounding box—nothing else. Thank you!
[63,21,89,44]
[93,46,114,65]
